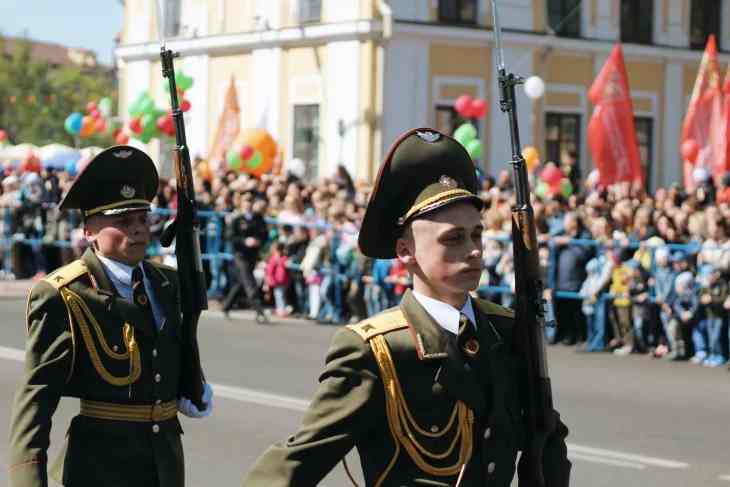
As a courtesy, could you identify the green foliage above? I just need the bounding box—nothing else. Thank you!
[0,37,116,147]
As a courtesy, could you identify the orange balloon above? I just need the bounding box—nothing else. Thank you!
[522,146,539,172]
[232,128,278,177]
[80,115,96,138]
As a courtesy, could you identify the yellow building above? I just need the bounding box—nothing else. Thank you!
[115,0,730,189]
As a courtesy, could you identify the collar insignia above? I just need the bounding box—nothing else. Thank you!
[416,131,440,143]
[113,149,133,159]
[120,185,136,199]
[439,175,458,189]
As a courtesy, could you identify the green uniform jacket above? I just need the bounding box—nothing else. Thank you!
[8,249,186,487]
[243,289,571,487]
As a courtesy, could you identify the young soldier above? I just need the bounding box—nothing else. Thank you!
[8,146,213,487]
[242,128,571,486]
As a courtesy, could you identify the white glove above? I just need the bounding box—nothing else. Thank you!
[177,382,214,418]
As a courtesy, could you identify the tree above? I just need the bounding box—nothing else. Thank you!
[0,36,117,147]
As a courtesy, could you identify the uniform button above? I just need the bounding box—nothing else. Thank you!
[484,427,491,439]
[155,399,162,405]
[463,363,472,373]
[152,424,160,434]
[154,373,161,383]
[152,348,158,358]
[487,462,496,474]
[112,345,119,352]
[430,425,439,433]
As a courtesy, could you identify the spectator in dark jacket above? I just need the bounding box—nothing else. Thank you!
[551,211,594,345]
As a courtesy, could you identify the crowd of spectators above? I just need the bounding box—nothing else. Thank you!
[1,152,730,371]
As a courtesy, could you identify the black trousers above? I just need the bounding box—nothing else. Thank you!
[222,254,262,312]
[554,296,585,343]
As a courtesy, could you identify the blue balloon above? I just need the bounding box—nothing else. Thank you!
[64,159,77,176]
[64,112,83,135]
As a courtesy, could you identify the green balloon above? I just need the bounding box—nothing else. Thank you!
[140,97,155,115]
[453,123,477,146]
[560,178,573,198]
[176,71,194,91]
[535,181,548,199]
[142,113,156,131]
[246,151,263,170]
[227,150,242,171]
[98,97,113,117]
[139,131,153,144]
[465,139,482,159]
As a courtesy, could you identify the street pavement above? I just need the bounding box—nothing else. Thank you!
[0,297,727,486]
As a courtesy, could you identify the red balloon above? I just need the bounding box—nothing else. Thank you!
[180,99,191,112]
[240,145,254,161]
[112,127,122,139]
[681,139,700,163]
[129,117,143,135]
[115,132,130,144]
[90,109,100,119]
[454,95,473,117]
[86,101,97,113]
[0,129,6,141]
[470,99,488,119]
[94,118,106,133]
[541,165,563,185]
[156,115,168,131]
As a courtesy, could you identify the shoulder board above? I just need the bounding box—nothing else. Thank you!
[346,308,409,341]
[473,298,515,319]
[43,260,89,290]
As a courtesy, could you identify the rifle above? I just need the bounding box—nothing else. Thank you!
[490,1,555,485]
[157,37,209,411]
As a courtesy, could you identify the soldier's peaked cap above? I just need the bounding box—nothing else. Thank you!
[59,145,159,217]
[358,128,483,259]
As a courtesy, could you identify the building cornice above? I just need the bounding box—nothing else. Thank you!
[115,20,384,61]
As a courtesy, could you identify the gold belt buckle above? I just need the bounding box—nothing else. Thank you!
[151,403,166,422]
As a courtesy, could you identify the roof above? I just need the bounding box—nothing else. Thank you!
[1,36,99,68]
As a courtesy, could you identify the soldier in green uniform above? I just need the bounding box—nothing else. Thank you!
[242,128,571,487]
[8,146,213,487]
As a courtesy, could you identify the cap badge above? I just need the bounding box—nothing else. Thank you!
[113,149,133,159]
[416,130,440,143]
[120,185,136,199]
[439,175,458,189]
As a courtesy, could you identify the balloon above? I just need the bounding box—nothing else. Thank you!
[227,149,242,171]
[692,167,709,184]
[139,96,155,115]
[141,113,156,132]
[246,151,263,170]
[522,146,539,172]
[232,129,278,177]
[469,99,488,119]
[94,118,106,133]
[86,101,97,113]
[535,181,548,198]
[98,97,113,117]
[465,139,482,159]
[180,99,191,112]
[560,178,573,198]
[64,159,77,176]
[541,165,562,185]
[681,139,699,163]
[454,95,473,117]
[115,132,130,144]
[80,116,96,137]
[156,115,168,131]
[453,123,477,146]
[0,130,6,142]
[129,117,143,134]
[240,145,254,161]
[90,109,100,119]
[139,131,154,144]
[64,112,84,135]
[175,72,194,91]
[524,76,545,100]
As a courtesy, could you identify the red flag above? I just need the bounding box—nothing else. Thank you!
[721,66,730,178]
[587,44,643,187]
[208,76,241,172]
[680,35,723,188]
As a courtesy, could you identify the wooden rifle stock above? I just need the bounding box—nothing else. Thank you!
[160,47,208,411]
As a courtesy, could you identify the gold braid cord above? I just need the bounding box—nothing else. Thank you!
[59,288,141,386]
[369,335,473,487]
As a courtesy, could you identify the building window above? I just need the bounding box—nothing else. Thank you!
[163,0,182,38]
[438,0,478,25]
[298,0,322,24]
[620,0,653,45]
[545,112,581,168]
[690,0,721,50]
[293,104,320,181]
[547,0,581,37]
[634,117,653,190]
[434,105,482,138]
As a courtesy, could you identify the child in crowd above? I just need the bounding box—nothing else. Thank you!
[696,266,728,367]
[264,241,291,317]
[363,258,393,317]
[625,261,652,355]
[608,251,633,354]
[579,255,612,352]
[300,230,327,320]
[667,271,698,361]
[650,247,676,358]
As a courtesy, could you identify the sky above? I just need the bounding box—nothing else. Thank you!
[0,0,124,65]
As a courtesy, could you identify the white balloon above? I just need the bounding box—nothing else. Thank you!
[524,76,545,100]
[287,158,306,178]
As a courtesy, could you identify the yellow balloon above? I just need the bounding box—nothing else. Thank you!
[522,146,539,172]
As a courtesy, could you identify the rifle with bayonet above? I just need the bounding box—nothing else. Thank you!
[158,41,209,411]
[490,1,556,485]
